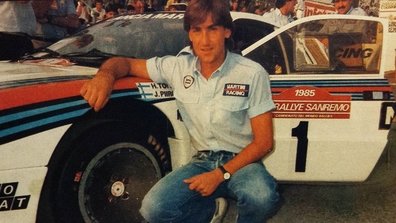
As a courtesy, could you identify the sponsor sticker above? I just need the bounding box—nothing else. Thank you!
[183,75,195,89]
[273,86,351,119]
[0,182,30,211]
[137,82,173,100]
[223,83,249,97]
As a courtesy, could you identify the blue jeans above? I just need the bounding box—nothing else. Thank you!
[140,150,280,223]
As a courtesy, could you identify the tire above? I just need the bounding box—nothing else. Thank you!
[47,123,170,223]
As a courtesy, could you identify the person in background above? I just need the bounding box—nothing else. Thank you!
[230,0,239,11]
[333,0,367,15]
[0,0,36,60]
[127,0,145,13]
[76,0,91,24]
[262,0,296,27]
[126,4,135,13]
[105,5,118,19]
[80,0,281,222]
[254,5,265,15]
[91,0,106,23]
[295,0,304,19]
[134,0,145,13]
[33,0,81,42]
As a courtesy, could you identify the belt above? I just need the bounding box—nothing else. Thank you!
[197,150,238,157]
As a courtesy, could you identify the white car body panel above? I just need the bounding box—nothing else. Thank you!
[0,12,395,222]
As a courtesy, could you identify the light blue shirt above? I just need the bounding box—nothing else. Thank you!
[34,0,76,40]
[346,7,367,16]
[262,8,294,27]
[147,47,275,153]
[0,1,36,35]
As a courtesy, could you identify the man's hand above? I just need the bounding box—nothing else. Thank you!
[80,71,115,112]
[184,169,223,197]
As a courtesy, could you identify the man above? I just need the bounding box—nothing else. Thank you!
[262,0,297,27]
[80,0,280,222]
[91,0,106,22]
[333,0,367,15]
[33,0,81,41]
[0,0,36,60]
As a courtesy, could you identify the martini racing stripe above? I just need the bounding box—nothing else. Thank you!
[0,90,145,144]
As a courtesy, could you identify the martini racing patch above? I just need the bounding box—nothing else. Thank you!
[223,83,249,97]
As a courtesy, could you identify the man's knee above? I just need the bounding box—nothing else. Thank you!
[140,191,184,222]
[237,185,280,214]
[140,192,165,221]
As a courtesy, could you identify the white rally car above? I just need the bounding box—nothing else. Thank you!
[1,12,395,222]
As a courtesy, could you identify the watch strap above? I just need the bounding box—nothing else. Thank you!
[218,165,228,174]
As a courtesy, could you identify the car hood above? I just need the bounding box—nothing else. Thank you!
[0,59,97,89]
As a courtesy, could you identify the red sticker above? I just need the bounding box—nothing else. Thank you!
[273,86,351,119]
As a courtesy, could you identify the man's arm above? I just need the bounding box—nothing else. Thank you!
[80,57,149,112]
[184,111,274,196]
[222,111,274,174]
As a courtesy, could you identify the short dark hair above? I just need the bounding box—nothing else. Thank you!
[275,0,287,8]
[183,0,234,33]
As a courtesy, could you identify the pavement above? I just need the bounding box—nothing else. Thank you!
[223,124,396,223]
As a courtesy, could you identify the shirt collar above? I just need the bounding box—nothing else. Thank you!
[346,7,354,15]
[177,46,230,78]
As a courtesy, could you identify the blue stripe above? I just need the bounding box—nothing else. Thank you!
[0,108,90,138]
[0,99,87,125]
[0,91,142,125]
[0,90,157,139]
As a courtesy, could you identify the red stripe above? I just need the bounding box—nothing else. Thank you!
[0,77,149,110]
[272,86,392,93]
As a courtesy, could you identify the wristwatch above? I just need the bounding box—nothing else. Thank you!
[218,165,231,180]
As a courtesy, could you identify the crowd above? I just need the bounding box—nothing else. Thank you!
[0,0,371,60]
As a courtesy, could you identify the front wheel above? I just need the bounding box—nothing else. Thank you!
[78,142,162,222]
[42,123,170,223]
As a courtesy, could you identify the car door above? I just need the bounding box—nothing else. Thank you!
[243,15,395,182]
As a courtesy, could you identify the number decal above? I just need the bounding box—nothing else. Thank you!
[294,89,316,97]
[379,102,396,129]
[291,121,309,172]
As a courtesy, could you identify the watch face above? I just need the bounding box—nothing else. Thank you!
[224,172,231,180]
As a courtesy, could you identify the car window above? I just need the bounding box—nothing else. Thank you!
[232,19,274,54]
[246,18,383,75]
[49,14,189,59]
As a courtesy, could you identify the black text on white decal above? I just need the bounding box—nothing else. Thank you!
[0,182,30,211]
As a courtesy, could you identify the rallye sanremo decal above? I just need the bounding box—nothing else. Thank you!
[273,86,351,119]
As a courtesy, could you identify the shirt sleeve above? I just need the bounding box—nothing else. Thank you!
[146,56,179,88]
[247,67,275,118]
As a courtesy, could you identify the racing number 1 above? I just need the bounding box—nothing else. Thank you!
[292,121,309,172]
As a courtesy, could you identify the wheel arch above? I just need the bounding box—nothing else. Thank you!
[36,97,175,222]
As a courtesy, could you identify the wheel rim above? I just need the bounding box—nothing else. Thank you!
[78,142,162,223]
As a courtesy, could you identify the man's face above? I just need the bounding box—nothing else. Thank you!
[188,14,231,68]
[96,3,103,10]
[334,0,353,14]
[286,0,297,14]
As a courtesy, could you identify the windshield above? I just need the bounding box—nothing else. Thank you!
[48,13,189,59]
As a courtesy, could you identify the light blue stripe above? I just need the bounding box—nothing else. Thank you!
[0,108,90,138]
[0,99,87,125]
[0,91,142,125]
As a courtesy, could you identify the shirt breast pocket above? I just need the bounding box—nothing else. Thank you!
[174,89,199,104]
[214,97,249,126]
